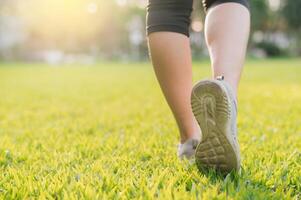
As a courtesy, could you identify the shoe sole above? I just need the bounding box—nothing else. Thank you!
[191,80,239,174]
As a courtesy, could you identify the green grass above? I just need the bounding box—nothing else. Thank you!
[0,59,300,199]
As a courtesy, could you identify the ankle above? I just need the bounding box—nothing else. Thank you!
[213,75,239,96]
[180,132,201,144]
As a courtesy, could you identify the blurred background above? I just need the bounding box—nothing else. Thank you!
[0,0,300,64]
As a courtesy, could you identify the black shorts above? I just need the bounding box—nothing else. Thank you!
[146,0,249,37]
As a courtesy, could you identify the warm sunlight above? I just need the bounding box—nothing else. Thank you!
[16,0,114,42]
[1,0,300,198]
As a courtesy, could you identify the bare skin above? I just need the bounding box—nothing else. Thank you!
[148,3,250,143]
[206,3,250,96]
[148,33,200,143]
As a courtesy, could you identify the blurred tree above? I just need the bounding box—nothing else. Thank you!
[0,0,300,60]
[282,0,301,30]
[250,0,270,31]
[282,0,301,55]
[0,0,25,60]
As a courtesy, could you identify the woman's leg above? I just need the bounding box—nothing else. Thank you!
[148,33,200,144]
[191,1,250,172]
[147,0,200,144]
[205,2,250,96]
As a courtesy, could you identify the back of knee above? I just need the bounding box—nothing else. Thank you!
[202,0,250,12]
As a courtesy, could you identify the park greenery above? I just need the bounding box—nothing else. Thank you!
[0,0,300,61]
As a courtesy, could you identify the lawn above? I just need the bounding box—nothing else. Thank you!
[0,59,300,199]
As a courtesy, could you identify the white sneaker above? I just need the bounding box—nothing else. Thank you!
[177,137,200,160]
[191,76,240,173]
